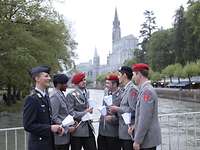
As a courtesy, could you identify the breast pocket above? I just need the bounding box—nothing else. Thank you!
[60,104,68,114]
[39,105,47,113]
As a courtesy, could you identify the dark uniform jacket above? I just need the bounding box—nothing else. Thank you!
[23,89,55,150]
[98,89,122,137]
[66,87,94,137]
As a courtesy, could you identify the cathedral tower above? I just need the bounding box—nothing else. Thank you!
[93,47,100,67]
[112,8,121,44]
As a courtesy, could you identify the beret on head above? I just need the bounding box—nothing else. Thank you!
[71,72,86,85]
[53,74,69,84]
[105,74,119,81]
[118,66,133,75]
[29,65,51,78]
[132,63,149,72]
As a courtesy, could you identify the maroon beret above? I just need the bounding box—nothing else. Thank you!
[106,74,119,81]
[132,63,149,71]
[71,72,86,84]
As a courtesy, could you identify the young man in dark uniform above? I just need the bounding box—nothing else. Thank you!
[97,73,121,150]
[23,66,64,150]
[67,72,97,150]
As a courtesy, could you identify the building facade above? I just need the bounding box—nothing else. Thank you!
[77,8,138,84]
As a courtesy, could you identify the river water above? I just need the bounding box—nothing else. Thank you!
[0,89,200,150]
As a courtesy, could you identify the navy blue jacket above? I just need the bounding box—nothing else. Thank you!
[23,90,55,150]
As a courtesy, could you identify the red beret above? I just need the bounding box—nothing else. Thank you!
[71,72,86,84]
[132,63,149,71]
[106,74,119,81]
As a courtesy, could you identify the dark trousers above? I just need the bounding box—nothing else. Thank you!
[70,134,97,150]
[97,135,121,150]
[120,139,133,150]
[140,147,156,150]
[55,144,69,150]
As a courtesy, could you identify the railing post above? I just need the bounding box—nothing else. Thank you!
[24,131,27,150]
[159,116,163,150]
[168,116,171,150]
[5,130,8,150]
[177,116,179,150]
[15,129,17,150]
[193,114,197,149]
[185,114,188,150]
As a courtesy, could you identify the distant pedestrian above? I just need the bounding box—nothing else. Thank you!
[23,66,64,150]
[132,63,161,150]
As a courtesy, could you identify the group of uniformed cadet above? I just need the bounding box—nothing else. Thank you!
[23,63,161,150]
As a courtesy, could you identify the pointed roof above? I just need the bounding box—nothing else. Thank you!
[94,47,98,57]
[114,8,119,22]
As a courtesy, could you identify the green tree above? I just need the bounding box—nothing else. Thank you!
[147,29,175,71]
[184,1,200,63]
[150,71,161,82]
[173,6,186,64]
[162,64,176,83]
[138,10,157,63]
[183,62,200,84]
[0,0,76,104]
[123,57,137,67]
[173,63,183,83]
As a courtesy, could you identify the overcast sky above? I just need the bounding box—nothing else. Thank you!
[53,0,188,65]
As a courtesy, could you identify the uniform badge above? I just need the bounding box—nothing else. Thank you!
[143,90,151,102]
[72,91,80,97]
[37,93,42,98]
[131,90,137,97]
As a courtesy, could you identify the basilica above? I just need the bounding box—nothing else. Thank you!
[77,8,138,84]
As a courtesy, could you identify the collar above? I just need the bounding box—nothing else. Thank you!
[111,88,120,95]
[76,87,87,94]
[124,81,132,90]
[35,87,46,97]
[139,80,151,91]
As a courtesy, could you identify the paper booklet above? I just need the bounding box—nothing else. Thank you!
[62,114,75,127]
[103,95,112,106]
[121,113,131,125]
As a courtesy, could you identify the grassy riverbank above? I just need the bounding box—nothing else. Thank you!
[0,100,24,113]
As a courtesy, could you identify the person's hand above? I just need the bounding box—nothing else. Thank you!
[128,125,134,136]
[109,105,119,113]
[84,107,93,113]
[133,142,140,150]
[105,115,113,122]
[68,126,76,133]
[51,125,64,136]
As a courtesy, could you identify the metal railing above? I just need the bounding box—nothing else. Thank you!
[0,112,200,150]
[0,127,27,150]
[159,112,200,150]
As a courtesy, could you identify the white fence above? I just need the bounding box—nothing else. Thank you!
[0,112,200,150]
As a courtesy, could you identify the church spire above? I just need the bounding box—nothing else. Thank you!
[112,8,121,44]
[93,47,100,66]
[114,8,119,23]
[94,47,98,57]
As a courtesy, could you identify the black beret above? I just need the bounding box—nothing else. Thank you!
[29,65,51,77]
[118,66,133,75]
[53,74,69,84]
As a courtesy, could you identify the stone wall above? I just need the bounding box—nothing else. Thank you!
[156,88,200,103]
